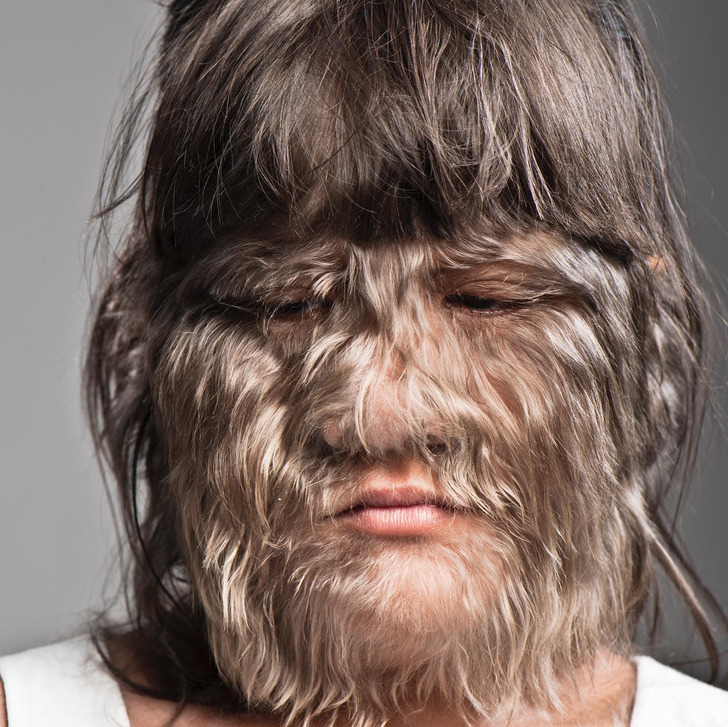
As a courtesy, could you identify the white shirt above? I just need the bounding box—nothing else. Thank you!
[1,637,727,726]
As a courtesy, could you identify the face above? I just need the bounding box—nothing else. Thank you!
[151,226,644,724]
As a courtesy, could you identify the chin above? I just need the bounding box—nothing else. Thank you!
[191,507,578,726]
[308,524,507,658]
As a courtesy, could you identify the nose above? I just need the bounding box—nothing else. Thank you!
[322,360,409,454]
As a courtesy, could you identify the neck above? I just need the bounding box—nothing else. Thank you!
[310,653,636,727]
[113,639,637,727]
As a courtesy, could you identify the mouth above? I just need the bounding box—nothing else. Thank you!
[334,486,458,536]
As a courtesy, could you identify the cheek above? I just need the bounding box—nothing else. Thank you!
[152,319,296,516]
[456,304,619,427]
[436,306,629,524]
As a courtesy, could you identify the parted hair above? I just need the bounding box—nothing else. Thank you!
[86,0,722,723]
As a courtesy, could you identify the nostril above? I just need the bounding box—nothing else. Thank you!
[425,433,448,456]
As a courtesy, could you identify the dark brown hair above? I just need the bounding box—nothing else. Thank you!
[85,0,725,714]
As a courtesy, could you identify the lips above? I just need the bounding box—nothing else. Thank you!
[333,464,458,536]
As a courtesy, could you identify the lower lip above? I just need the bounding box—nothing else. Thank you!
[336,504,454,536]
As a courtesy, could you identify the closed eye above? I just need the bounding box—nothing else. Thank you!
[187,289,333,322]
[444,293,515,313]
[268,299,333,317]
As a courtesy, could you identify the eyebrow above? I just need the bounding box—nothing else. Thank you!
[182,239,346,297]
[182,229,587,302]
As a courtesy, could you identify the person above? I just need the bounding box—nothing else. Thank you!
[1,0,727,725]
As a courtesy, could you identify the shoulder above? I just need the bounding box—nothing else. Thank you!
[631,656,728,727]
[0,673,7,727]
[0,636,129,727]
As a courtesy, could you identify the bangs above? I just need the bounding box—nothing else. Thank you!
[145,0,661,259]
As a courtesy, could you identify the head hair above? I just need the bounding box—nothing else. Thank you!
[86,0,723,722]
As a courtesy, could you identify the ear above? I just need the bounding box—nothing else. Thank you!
[647,254,667,276]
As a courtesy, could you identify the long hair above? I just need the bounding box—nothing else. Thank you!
[85,0,723,718]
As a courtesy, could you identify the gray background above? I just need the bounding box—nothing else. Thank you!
[1,0,726,676]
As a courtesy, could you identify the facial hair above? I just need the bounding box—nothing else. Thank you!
[153,232,647,727]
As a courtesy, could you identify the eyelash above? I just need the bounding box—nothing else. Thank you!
[267,299,333,317]
[202,293,521,321]
[443,293,515,314]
